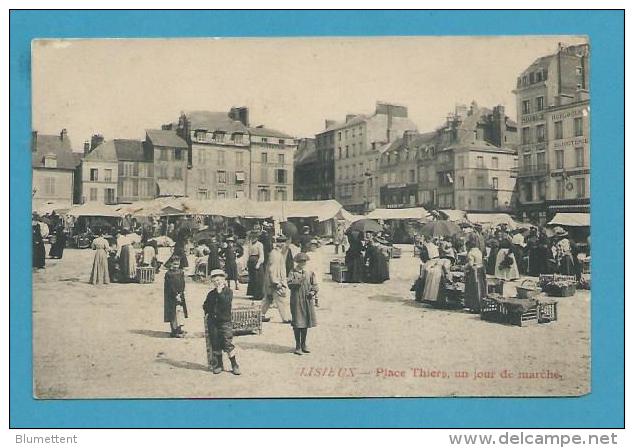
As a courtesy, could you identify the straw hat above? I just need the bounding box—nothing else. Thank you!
[209,269,226,278]
[553,226,568,237]
[294,252,310,263]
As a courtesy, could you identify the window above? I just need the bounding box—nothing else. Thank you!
[232,133,243,144]
[524,183,533,202]
[278,154,285,165]
[536,124,545,142]
[258,188,271,201]
[345,146,349,158]
[529,72,535,84]
[262,137,268,143]
[260,167,268,183]
[460,177,465,188]
[217,191,226,199]
[576,177,586,198]
[43,155,57,168]
[409,169,415,183]
[197,189,208,200]
[235,171,245,184]
[198,169,207,184]
[104,188,115,204]
[575,147,585,167]
[523,154,532,169]
[90,168,98,181]
[276,169,288,184]
[338,147,342,159]
[457,155,464,169]
[536,71,543,82]
[195,130,206,141]
[261,152,268,164]
[477,156,484,168]
[477,196,485,209]
[522,100,531,114]
[90,188,98,201]
[574,117,584,137]
[235,190,245,199]
[218,150,226,167]
[338,132,341,141]
[492,177,499,190]
[217,170,226,184]
[352,143,356,156]
[214,132,225,142]
[492,197,499,209]
[554,121,563,139]
[492,156,499,169]
[175,149,183,160]
[477,175,485,188]
[556,179,565,199]
[104,169,112,182]
[173,167,182,180]
[235,151,244,167]
[538,181,546,200]
[555,150,564,169]
[536,96,544,111]
[275,189,288,201]
[159,149,169,161]
[132,179,139,197]
[197,149,206,164]
[158,166,168,179]
[522,127,531,144]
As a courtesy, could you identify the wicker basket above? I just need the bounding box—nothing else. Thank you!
[539,274,576,288]
[546,283,576,297]
[516,279,540,300]
[480,296,538,327]
[232,304,262,335]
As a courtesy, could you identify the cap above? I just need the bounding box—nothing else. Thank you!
[209,269,226,278]
[294,252,310,263]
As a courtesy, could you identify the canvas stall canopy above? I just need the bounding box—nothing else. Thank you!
[547,213,590,227]
[366,207,430,221]
[438,209,467,222]
[67,203,124,218]
[467,213,517,230]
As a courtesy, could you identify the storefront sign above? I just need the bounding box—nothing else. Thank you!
[521,113,545,124]
[552,137,589,148]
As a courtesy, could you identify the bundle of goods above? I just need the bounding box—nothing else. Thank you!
[231,303,262,335]
[537,298,558,323]
[150,235,175,247]
[538,274,576,288]
[443,282,465,308]
[543,280,577,297]
[480,294,539,327]
[579,273,591,290]
[487,278,504,295]
[515,279,541,300]
[390,246,402,258]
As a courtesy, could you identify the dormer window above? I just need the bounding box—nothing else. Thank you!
[213,131,225,142]
[194,130,207,141]
[231,133,243,144]
[43,154,57,168]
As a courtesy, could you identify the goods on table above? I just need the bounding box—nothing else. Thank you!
[487,278,504,295]
[544,280,576,297]
[480,295,539,327]
[538,274,576,288]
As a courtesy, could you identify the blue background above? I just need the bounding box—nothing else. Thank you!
[10,10,624,428]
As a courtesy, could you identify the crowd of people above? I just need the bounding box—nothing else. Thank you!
[344,230,391,284]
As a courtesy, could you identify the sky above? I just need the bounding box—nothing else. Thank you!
[32,36,587,151]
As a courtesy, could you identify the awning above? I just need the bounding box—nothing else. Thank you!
[67,203,124,218]
[439,209,467,222]
[547,213,590,227]
[366,207,430,221]
[467,213,517,229]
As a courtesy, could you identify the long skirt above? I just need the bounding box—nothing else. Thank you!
[290,291,317,329]
[225,260,238,281]
[49,238,66,259]
[511,244,525,275]
[494,249,520,281]
[33,242,46,268]
[246,255,264,300]
[90,250,110,285]
[486,248,499,275]
[464,266,487,312]
[559,254,575,275]
[346,252,365,283]
[422,265,443,301]
[119,245,137,281]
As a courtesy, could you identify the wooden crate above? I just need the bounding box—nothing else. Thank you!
[487,279,504,295]
[331,264,349,283]
[329,259,345,274]
[538,301,558,323]
[136,266,155,284]
[232,305,262,335]
[539,274,576,288]
[480,297,538,327]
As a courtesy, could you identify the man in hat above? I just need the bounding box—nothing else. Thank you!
[553,227,575,275]
[203,269,240,375]
[164,256,187,338]
[261,235,291,323]
[511,229,527,275]
[259,222,274,268]
[299,225,313,253]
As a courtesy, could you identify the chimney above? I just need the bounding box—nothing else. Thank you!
[469,100,479,116]
[492,105,506,147]
[31,131,37,152]
[325,119,336,129]
[90,134,104,150]
[229,106,249,127]
[83,140,90,154]
[60,128,68,140]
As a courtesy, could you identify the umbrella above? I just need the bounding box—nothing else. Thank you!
[421,221,461,238]
[281,221,298,240]
[347,218,382,234]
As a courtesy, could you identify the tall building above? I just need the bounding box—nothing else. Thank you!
[333,102,418,213]
[115,139,155,203]
[293,138,320,200]
[310,120,338,200]
[378,103,518,212]
[248,125,297,201]
[31,129,81,208]
[145,129,189,198]
[514,43,590,223]
[79,139,118,204]
[170,111,249,200]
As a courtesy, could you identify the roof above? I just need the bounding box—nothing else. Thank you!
[547,212,590,227]
[445,139,516,154]
[32,134,80,170]
[67,203,123,218]
[113,139,149,162]
[146,129,188,148]
[366,207,430,221]
[184,111,248,134]
[248,126,294,139]
[84,140,118,162]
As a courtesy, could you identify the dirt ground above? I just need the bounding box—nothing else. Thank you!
[32,244,590,399]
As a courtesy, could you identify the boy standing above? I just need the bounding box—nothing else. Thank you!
[203,269,240,375]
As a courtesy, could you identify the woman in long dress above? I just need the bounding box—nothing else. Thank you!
[246,231,265,300]
[345,230,365,283]
[287,253,319,355]
[32,223,46,269]
[117,230,137,283]
[49,226,67,259]
[494,239,520,281]
[90,232,110,285]
[221,237,239,290]
[421,256,452,303]
[365,238,389,284]
[164,257,186,337]
[486,236,500,275]
[464,238,487,312]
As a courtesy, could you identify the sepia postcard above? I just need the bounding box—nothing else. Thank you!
[30,36,591,399]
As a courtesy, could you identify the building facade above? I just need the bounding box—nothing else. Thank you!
[333,102,418,213]
[32,129,80,208]
[310,122,337,200]
[146,129,189,198]
[79,139,118,204]
[115,139,155,203]
[293,138,320,200]
[248,126,297,201]
[514,43,590,223]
